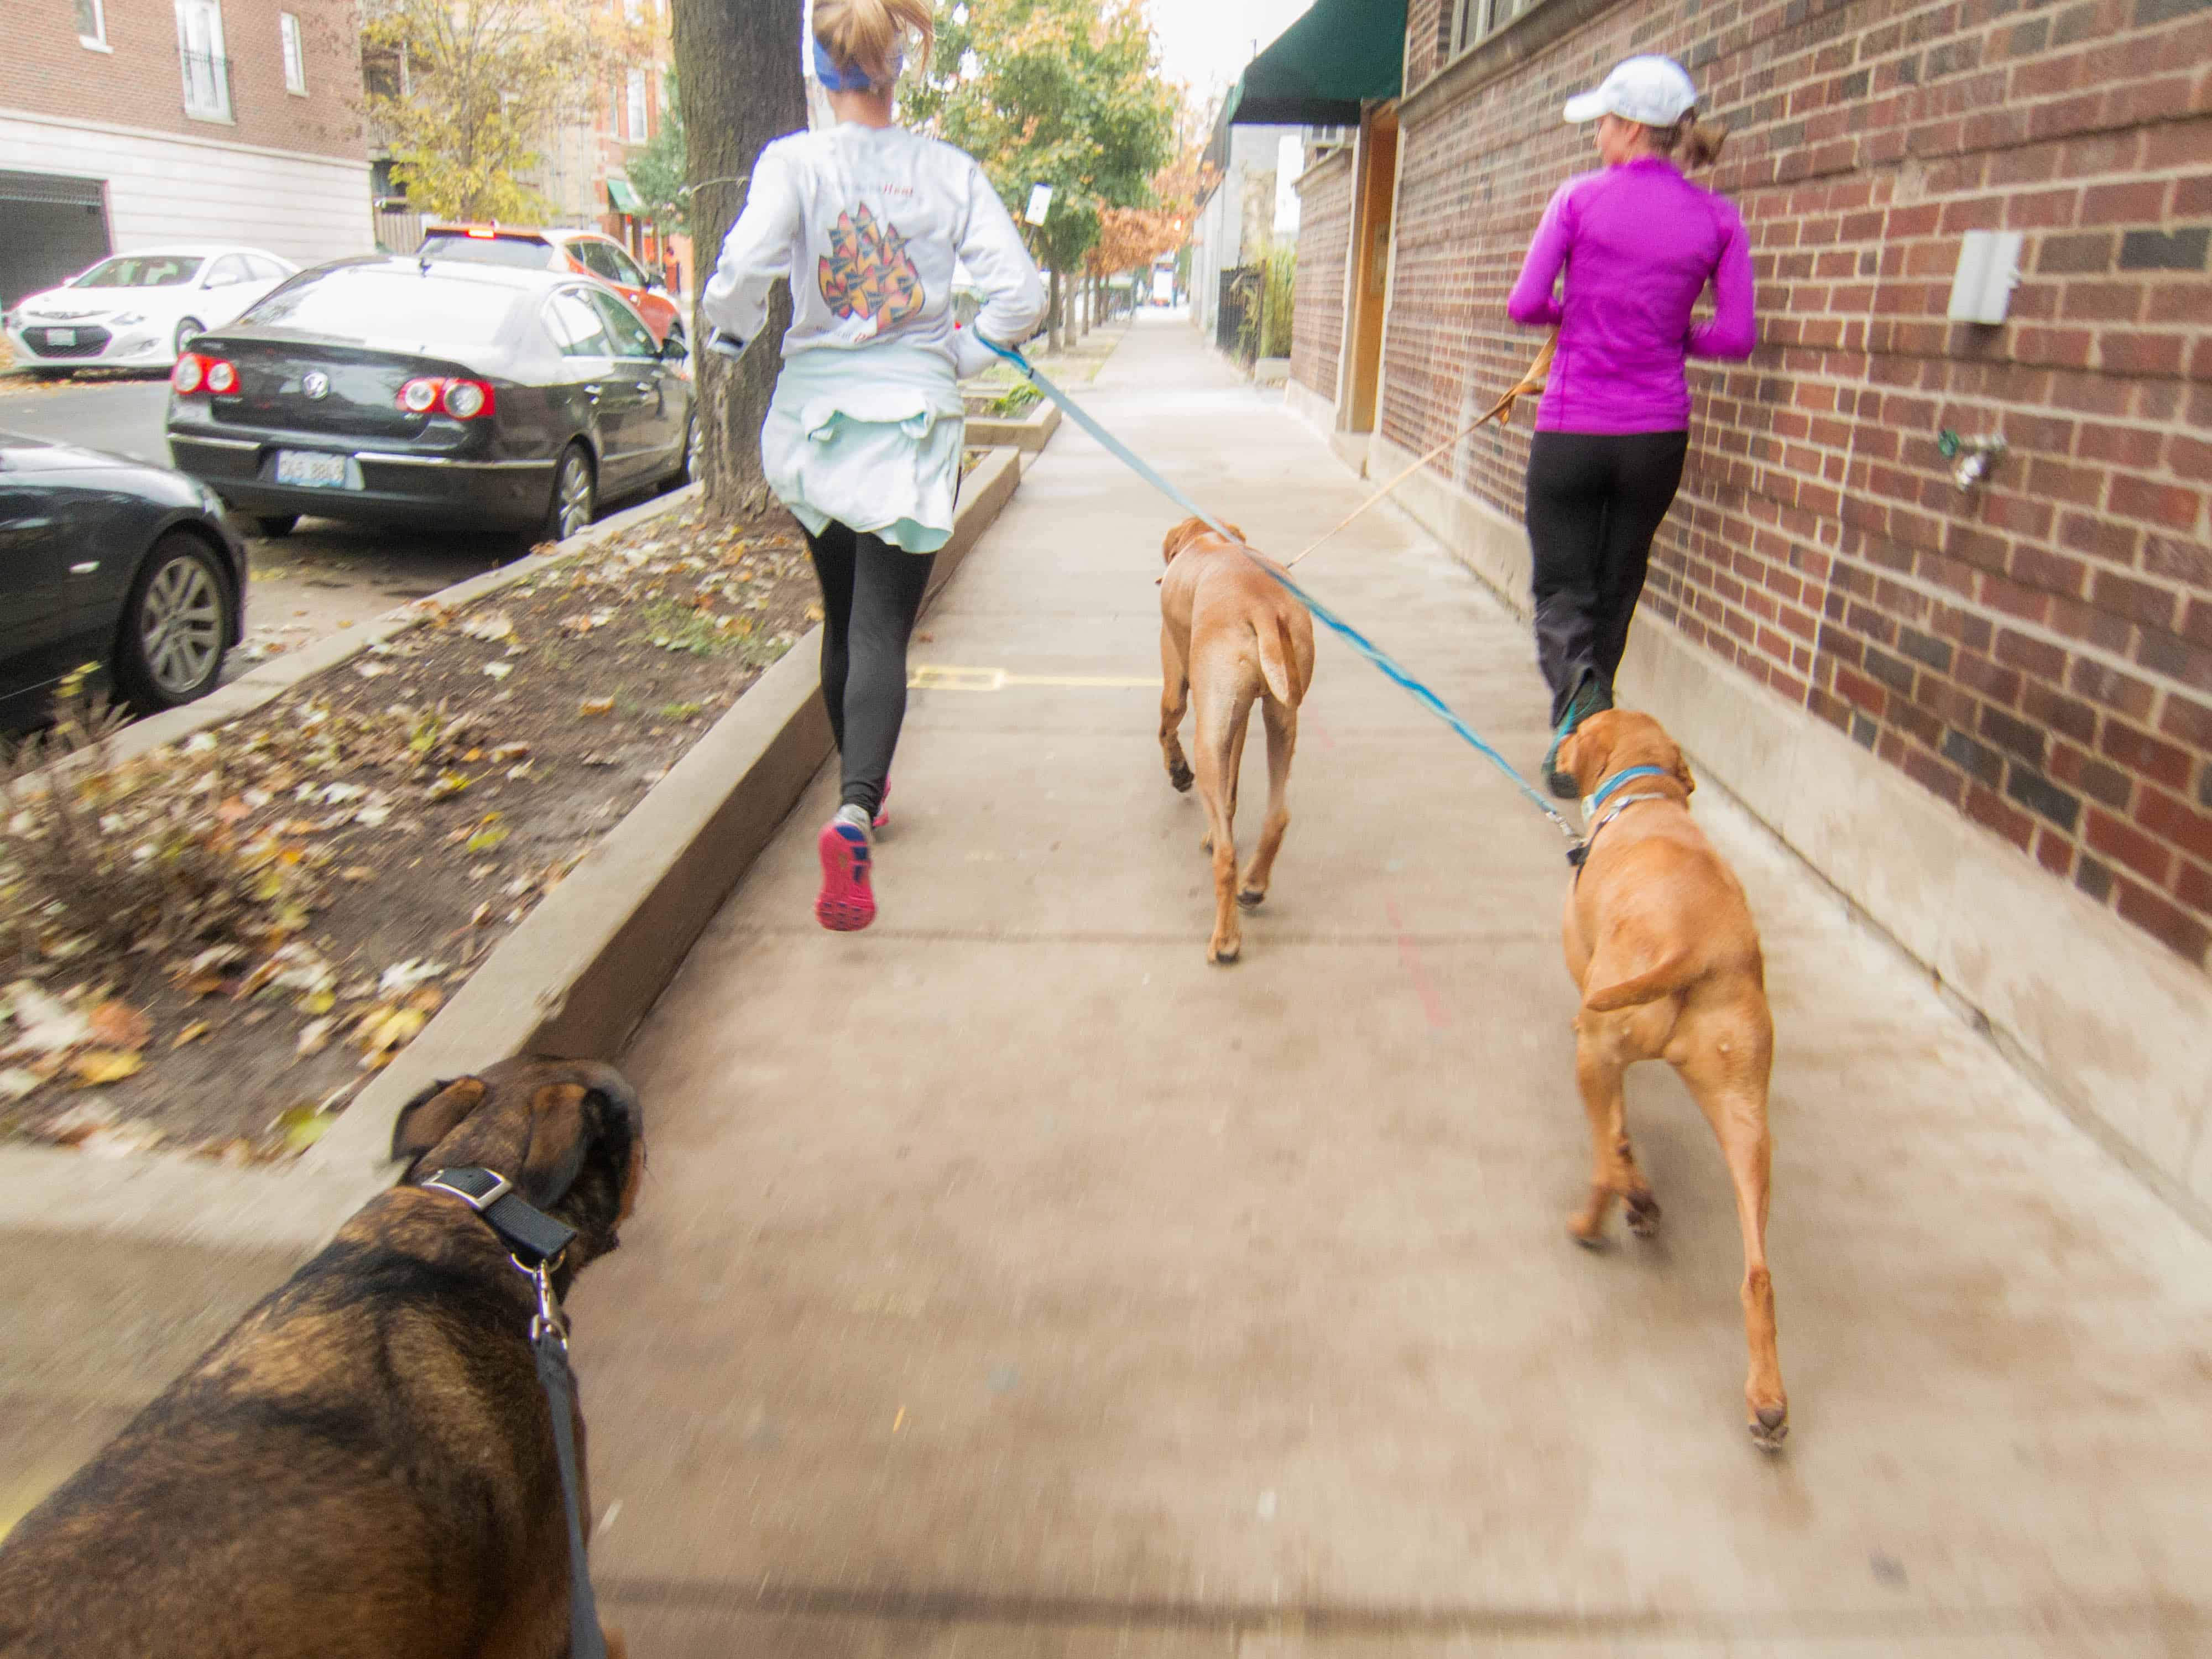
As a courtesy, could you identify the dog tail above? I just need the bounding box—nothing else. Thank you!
[1583,951,1697,1013]
[1253,614,1305,705]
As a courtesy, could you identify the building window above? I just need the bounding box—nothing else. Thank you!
[76,0,110,50]
[1452,0,1532,53]
[625,67,649,143]
[279,12,307,95]
[177,0,233,121]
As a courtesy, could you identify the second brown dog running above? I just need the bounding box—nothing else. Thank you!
[1553,710,1788,1449]
[0,1056,644,1658]
[1157,515,1317,963]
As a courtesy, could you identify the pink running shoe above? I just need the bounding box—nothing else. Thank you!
[872,784,890,832]
[815,813,875,931]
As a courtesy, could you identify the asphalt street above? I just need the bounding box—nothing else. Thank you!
[0,368,672,677]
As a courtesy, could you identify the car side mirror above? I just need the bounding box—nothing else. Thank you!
[660,333,688,362]
[645,278,667,294]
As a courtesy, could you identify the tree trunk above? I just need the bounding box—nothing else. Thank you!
[672,0,806,520]
[1048,267,1064,352]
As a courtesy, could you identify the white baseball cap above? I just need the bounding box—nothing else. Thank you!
[1562,55,1698,127]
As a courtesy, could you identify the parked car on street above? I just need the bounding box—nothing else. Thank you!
[416,225,686,351]
[165,257,695,542]
[4,247,300,377]
[0,430,247,724]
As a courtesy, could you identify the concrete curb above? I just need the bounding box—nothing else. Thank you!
[964,401,1060,452]
[0,452,1021,1386]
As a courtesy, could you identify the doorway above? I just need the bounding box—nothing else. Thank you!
[1343,101,1398,434]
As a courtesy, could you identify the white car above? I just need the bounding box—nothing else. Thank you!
[4,245,299,375]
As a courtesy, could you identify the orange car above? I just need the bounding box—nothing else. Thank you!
[417,225,685,349]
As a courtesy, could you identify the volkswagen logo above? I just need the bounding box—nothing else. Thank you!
[301,371,330,400]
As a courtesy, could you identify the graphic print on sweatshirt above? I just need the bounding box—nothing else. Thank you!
[818,202,926,337]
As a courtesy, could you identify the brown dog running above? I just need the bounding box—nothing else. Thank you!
[1157,515,1317,964]
[0,1057,644,1658]
[1553,711,1788,1449]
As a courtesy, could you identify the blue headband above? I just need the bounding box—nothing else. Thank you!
[813,36,899,91]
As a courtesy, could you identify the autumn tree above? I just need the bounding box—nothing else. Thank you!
[362,0,614,221]
[1087,136,1215,304]
[670,0,807,515]
[908,0,1174,349]
[627,68,690,236]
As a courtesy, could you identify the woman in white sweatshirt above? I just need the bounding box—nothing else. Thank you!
[702,0,1046,932]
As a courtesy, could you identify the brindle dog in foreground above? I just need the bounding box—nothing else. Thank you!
[0,1057,643,1659]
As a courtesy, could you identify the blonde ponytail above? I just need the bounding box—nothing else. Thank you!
[813,0,935,88]
[1652,112,1729,169]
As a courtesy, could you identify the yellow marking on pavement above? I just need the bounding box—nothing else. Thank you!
[909,663,1158,692]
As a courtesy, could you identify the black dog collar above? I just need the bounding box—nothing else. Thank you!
[421,1166,577,1269]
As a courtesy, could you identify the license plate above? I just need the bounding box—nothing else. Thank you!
[275,450,353,489]
[46,328,76,346]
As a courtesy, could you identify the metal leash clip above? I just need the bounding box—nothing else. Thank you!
[520,1257,569,1349]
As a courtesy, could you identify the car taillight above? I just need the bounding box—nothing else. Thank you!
[174,353,236,395]
[395,376,495,420]
[441,378,492,419]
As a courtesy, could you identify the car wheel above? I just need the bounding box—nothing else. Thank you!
[116,531,233,711]
[173,317,206,359]
[254,514,300,538]
[545,444,594,542]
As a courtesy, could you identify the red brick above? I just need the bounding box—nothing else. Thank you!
[2099,332,2187,375]
[2109,475,2204,531]
[2090,570,2178,628]
[2101,722,2197,790]
[2111,871,2212,962]
[2139,787,2212,863]
[2086,805,2174,882]
[2079,181,2169,224]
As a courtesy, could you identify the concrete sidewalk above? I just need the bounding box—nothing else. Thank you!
[577,315,2212,1656]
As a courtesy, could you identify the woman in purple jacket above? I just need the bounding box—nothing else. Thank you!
[1507,55,1756,795]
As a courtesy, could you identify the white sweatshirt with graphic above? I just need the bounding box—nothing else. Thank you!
[702,122,1047,376]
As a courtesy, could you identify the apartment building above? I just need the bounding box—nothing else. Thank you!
[2,0,372,306]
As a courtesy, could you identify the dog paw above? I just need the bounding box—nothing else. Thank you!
[1168,763,1194,792]
[1236,886,1266,910]
[1624,1192,1662,1237]
[1568,1215,1608,1249]
[1207,938,1241,965]
[1748,1402,1790,1452]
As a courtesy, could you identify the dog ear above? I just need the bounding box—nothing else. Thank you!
[519,1082,592,1207]
[1162,518,1197,564]
[1555,725,1589,794]
[1673,749,1697,796]
[1220,521,1246,545]
[390,1076,487,1168]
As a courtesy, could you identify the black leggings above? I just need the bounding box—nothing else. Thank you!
[1525,429,1688,727]
[805,521,935,819]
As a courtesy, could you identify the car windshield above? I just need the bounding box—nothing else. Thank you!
[73,255,205,288]
[243,268,517,346]
[418,233,561,271]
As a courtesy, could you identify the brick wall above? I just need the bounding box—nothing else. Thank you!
[1292,152,1356,405]
[4,0,362,161]
[1382,0,2212,970]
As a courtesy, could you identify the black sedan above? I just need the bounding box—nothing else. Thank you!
[1,431,247,725]
[166,257,695,542]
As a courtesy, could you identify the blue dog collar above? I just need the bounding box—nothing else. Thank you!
[1582,764,1669,818]
[813,36,899,91]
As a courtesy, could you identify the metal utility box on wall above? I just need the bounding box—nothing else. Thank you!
[1947,230,2025,325]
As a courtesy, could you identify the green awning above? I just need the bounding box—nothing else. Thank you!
[1225,0,1405,127]
[606,175,643,213]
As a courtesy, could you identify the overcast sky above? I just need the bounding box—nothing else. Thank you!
[1150,0,1318,99]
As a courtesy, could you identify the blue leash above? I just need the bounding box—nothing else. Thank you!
[980,339,1583,851]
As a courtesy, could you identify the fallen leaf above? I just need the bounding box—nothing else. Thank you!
[429,771,472,799]
[356,1006,428,1067]
[300,989,337,1016]
[71,1050,144,1086]
[341,866,375,882]
[460,612,514,642]
[578,696,614,717]
[296,1017,336,1057]
[173,1021,211,1048]
[86,999,152,1052]
[489,743,530,762]
[0,1068,41,1102]
[483,662,514,680]
[2,982,91,1058]
[274,1102,331,1150]
[466,826,508,853]
[377,959,447,998]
